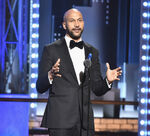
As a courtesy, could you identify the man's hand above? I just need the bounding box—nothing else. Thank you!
[106,63,122,84]
[48,58,61,80]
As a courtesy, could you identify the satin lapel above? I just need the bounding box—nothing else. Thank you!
[58,38,78,85]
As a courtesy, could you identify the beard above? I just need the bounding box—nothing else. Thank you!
[66,26,83,40]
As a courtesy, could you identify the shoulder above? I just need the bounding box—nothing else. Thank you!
[84,42,99,54]
[44,38,65,50]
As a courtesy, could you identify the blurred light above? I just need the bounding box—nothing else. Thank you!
[141,77,146,82]
[33,4,39,8]
[31,53,38,58]
[30,93,37,98]
[142,44,147,50]
[31,73,37,78]
[32,33,39,38]
[32,13,39,18]
[31,63,38,68]
[141,66,146,71]
[143,2,148,7]
[32,24,39,28]
[143,12,150,17]
[141,88,146,93]
[142,23,150,28]
[141,98,146,104]
[140,120,145,125]
[140,109,145,114]
[30,103,37,108]
[32,43,39,48]
[141,55,148,60]
[31,83,36,88]
[142,34,146,39]
[140,130,145,135]
[142,34,149,39]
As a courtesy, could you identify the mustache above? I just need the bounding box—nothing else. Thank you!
[72,28,81,31]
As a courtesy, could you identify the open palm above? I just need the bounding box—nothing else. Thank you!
[106,63,122,84]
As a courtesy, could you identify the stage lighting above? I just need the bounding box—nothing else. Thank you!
[141,88,146,93]
[141,77,146,82]
[142,44,147,50]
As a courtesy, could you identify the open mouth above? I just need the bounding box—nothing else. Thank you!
[73,29,81,33]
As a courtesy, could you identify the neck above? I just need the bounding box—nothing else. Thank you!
[66,34,81,42]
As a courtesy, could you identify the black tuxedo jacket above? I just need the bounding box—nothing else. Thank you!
[36,38,110,129]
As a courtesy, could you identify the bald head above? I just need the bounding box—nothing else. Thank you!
[62,8,84,41]
[63,8,83,22]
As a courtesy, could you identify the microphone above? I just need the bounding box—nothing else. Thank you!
[84,53,92,69]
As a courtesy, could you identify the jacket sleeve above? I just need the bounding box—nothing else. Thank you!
[90,48,111,96]
[36,46,53,93]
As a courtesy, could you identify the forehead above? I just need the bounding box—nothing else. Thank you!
[65,10,83,20]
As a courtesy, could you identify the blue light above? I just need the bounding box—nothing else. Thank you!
[31,53,38,58]
[32,33,39,38]
[31,73,37,78]
[30,93,37,98]
[31,63,38,68]
[141,55,150,60]
[32,43,39,48]
[140,130,145,135]
[142,23,150,28]
[33,4,39,8]
[29,0,40,120]
[140,120,145,125]
[143,2,150,7]
[139,2,150,135]
[142,44,148,50]
[141,66,146,71]
[141,77,146,82]
[143,12,150,17]
[142,34,149,39]
[141,98,146,103]
[32,23,39,28]
[31,83,36,88]
[32,13,39,18]
[141,88,146,93]
[30,103,37,108]
[140,109,146,114]
[143,2,148,7]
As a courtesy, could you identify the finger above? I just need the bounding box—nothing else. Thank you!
[118,71,122,75]
[52,67,59,71]
[115,78,120,81]
[55,74,62,77]
[115,67,121,71]
[106,63,110,69]
[54,58,60,67]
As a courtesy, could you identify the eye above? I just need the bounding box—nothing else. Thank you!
[69,19,75,22]
[78,19,83,22]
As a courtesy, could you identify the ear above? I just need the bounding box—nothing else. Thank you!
[62,22,66,30]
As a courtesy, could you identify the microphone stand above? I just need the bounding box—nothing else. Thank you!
[84,58,92,136]
[86,66,91,136]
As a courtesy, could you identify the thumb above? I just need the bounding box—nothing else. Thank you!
[106,62,110,70]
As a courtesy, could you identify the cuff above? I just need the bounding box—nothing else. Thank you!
[106,78,112,88]
[48,71,53,84]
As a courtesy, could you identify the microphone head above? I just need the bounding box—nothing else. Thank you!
[84,59,92,68]
[84,53,92,68]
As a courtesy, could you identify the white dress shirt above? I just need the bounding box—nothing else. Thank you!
[65,35,85,85]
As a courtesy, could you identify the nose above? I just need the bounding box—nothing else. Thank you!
[74,20,79,27]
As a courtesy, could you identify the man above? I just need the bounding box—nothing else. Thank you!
[36,8,122,136]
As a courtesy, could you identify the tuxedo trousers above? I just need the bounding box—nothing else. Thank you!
[48,118,94,136]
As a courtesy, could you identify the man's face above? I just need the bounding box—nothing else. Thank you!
[63,10,84,40]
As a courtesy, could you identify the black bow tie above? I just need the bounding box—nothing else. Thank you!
[70,40,84,49]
